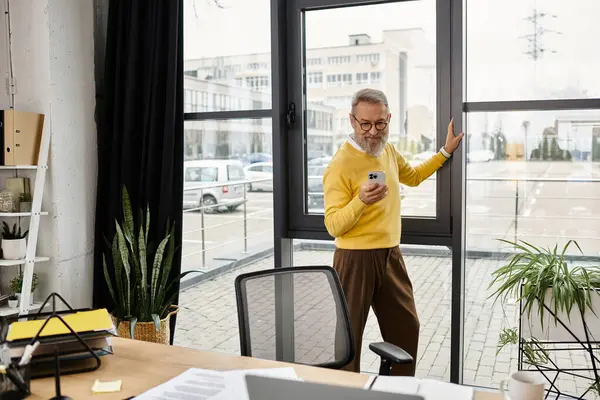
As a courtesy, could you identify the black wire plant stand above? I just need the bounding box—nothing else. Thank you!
[517,293,600,399]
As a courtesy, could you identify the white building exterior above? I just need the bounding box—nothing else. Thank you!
[184,29,437,159]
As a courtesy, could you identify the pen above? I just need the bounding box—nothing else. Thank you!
[19,341,40,366]
[0,344,9,366]
[367,375,378,390]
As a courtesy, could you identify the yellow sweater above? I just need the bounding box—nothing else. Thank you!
[323,141,448,249]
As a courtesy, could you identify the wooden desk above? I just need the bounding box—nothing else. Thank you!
[29,338,501,399]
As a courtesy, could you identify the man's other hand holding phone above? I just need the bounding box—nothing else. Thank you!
[359,182,388,204]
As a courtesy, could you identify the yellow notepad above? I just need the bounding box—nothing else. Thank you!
[7,308,113,342]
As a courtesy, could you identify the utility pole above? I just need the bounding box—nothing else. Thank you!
[519,6,561,99]
[519,8,560,61]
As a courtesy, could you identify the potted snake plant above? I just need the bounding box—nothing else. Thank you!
[103,186,202,344]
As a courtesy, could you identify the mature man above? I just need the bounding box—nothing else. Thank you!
[323,88,463,376]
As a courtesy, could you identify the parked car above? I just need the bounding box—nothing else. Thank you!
[244,162,273,191]
[307,156,333,166]
[183,160,247,213]
[240,152,272,165]
[307,164,327,209]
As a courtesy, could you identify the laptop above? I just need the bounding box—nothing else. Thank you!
[245,375,425,400]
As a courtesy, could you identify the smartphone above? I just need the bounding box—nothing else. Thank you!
[367,171,386,184]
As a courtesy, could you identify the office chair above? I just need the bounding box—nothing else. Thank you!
[234,266,413,375]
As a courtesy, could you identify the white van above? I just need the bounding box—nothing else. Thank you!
[183,160,247,212]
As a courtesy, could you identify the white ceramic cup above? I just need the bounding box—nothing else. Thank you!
[500,371,546,400]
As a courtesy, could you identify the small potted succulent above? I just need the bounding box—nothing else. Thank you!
[7,294,18,309]
[11,271,39,305]
[19,192,32,212]
[1,222,28,260]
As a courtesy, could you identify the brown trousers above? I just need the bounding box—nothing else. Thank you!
[333,246,419,376]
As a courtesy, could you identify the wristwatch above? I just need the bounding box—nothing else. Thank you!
[440,146,451,158]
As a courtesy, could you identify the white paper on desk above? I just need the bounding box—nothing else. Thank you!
[368,376,421,395]
[135,367,299,400]
[134,368,226,399]
[418,379,473,400]
[368,376,473,400]
[215,367,299,400]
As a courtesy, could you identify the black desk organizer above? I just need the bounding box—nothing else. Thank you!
[0,363,31,399]
[0,293,108,399]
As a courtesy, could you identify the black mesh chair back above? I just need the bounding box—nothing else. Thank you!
[235,266,355,369]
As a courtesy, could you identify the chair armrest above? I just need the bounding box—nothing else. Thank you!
[369,342,413,364]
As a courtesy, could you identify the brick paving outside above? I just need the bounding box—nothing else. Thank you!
[174,249,600,398]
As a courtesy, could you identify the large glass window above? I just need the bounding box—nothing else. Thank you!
[465,0,600,102]
[180,0,600,392]
[302,0,439,218]
[463,109,600,391]
[465,109,600,255]
[463,0,600,394]
[183,0,271,110]
[178,0,275,355]
[179,118,275,352]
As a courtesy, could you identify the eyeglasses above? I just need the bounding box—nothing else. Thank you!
[351,114,389,132]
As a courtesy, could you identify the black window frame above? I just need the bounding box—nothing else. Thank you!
[283,0,455,245]
[180,0,468,382]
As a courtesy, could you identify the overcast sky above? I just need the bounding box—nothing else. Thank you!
[184,0,600,143]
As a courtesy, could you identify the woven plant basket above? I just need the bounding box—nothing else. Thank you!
[111,306,179,344]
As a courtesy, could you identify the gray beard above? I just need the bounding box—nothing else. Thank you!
[350,133,388,156]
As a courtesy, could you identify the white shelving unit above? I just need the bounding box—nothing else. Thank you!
[0,121,51,316]
[0,302,44,317]
[0,212,48,217]
[0,166,38,170]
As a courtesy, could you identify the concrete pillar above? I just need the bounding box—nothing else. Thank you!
[0,0,97,308]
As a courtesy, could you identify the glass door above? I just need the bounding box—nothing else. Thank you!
[286,0,454,243]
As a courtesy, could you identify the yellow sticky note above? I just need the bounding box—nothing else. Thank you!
[92,379,122,393]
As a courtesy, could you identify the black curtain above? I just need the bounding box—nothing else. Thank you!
[93,0,184,343]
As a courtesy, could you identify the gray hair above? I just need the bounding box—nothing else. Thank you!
[351,88,389,113]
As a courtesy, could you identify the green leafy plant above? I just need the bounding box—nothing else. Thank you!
[8,293,17,301]
[19,192,32,202]
[10,272,39,293]
[496,327,518,356]
[103,186,201,338]
[489,239,600,328]
[492,238,600,394]
[496,327,549,367]
[2,222,28,240]
[589,379,600,398]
